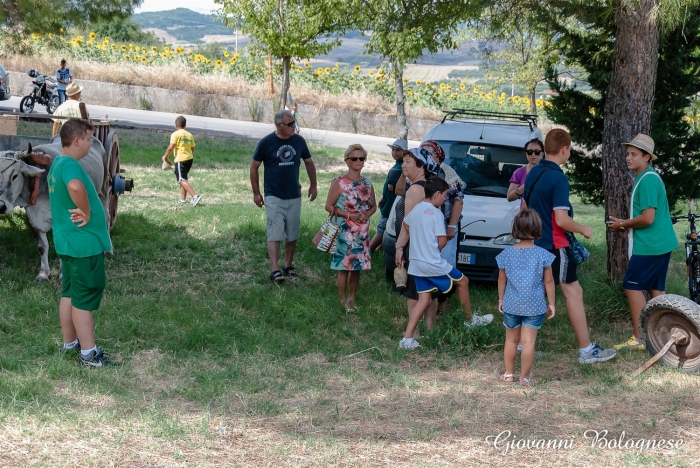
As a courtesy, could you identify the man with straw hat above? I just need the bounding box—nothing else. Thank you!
[608,133,678,351]
[52,82,89,137]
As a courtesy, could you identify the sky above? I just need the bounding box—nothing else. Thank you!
[135,0,218,14]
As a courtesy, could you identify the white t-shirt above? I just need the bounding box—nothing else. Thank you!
[405,201,452,277]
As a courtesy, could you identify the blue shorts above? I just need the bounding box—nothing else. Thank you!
[623,252,672,291]
[376,215,388,235]
[503,312,545,330]
[415,267,463,294]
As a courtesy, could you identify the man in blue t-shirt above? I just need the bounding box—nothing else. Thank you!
[369,138,406,251]
[56,59,72,105]
[250,109,318,283]
[524,129,616,365]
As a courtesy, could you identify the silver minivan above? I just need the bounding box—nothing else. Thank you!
[382,110,542,282]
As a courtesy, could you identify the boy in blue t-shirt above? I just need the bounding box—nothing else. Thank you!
[48,118,118,367]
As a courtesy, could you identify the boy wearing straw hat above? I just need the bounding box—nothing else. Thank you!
[51,82,89,137]
[608,133,678,351]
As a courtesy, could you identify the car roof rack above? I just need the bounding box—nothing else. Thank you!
[442,109,538,130]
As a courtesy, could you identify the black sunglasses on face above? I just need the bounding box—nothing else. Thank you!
[279,121,296,128]
[346,157,366,162]
[525,149,543,156]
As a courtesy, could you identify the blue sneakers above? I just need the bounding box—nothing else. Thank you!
[578,344,617,364]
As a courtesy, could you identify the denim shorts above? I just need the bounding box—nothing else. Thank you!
[376,215,388,235]
[503,312,545,330]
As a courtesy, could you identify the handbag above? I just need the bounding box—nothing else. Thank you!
[565,231,590,265]
[313,208,341,254]
[394,261,408,288]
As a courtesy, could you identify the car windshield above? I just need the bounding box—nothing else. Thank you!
[436,141,528,198]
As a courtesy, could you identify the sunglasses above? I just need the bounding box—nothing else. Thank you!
[346,157,366,162]
[525,149,543,156]
[280,121,296,128]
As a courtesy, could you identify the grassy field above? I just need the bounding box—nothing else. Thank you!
[1,122,699,466]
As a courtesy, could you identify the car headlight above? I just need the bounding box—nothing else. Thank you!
[494,234,518,245]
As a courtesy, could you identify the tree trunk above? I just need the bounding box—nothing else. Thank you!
[393,60,408,140]
[279,56,291,112]
[602,0,659,282]
[528,88,537,115]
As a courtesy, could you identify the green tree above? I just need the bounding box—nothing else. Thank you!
[544,1,700,280]
[1,0,141,42]
[357,0,486,140]
[468,0,559,115]
[81,16,163,47]
[217,0,350,112]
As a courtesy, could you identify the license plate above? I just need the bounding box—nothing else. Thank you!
[458,253,475,265]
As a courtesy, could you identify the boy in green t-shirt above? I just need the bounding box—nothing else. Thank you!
[608,133,678,351]
[162,116,202,206]
[48,118,118,367]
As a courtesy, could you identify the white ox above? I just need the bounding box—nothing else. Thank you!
[0,136,111,281]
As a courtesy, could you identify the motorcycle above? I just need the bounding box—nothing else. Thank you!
[20,69,59,114]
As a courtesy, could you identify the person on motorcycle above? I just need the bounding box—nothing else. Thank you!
[52,82,89,137]
[56,59,72,105]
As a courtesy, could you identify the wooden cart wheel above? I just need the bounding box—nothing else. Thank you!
[105,131,120,230]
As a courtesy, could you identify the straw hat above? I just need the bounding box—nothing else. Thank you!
[65,82,83,97]
[621,133,656,160]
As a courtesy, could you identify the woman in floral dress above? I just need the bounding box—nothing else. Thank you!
[325,144,377,309]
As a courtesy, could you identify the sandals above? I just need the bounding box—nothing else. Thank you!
[500,373,516,383]
[282,266,299,281]
[270,270,285,283]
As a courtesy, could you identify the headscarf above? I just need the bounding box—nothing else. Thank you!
[408,148,439,177]
[420,141,445,164]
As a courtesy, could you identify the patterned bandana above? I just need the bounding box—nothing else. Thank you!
[409,148,439,177]
[420,141,445,164]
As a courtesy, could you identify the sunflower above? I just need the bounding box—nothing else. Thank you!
[473,87,479,93]
[216,60,222,65]
[111,43,116,49]
[369,71,374,76]
[332,67,337,72]
[142,47,146,53]
[351,73,355,78]
[152,46,157,51]
[460,83,465,89]
[141,56,147,62]
[317,67,323,74]
[304,62,310,67]
[335,62,339,67]
[416,80,421,85]
[325,67,330,73]
[354,65,360,71]
[425,81,431,87]
[120,45,127,51]
[124,55,130,60]
[440,83,446,89]
[403,77,408,82]
[224,51,230,57]
[134,55,140,60]
[164,46,170,52]
[104,36,109,42]
[89,32,96,39]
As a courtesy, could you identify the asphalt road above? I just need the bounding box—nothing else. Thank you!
[0,96,421,155]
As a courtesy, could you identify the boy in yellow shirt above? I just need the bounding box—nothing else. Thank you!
[162,116,202,206]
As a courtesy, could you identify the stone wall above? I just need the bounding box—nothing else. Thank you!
[9,71,441,140]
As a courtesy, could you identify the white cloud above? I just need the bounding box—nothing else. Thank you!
[135,0,219,14]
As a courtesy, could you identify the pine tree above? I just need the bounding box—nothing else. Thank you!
[545,5,700,209]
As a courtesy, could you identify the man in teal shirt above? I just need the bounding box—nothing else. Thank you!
[608,133,678,351]
[49,118,117,366]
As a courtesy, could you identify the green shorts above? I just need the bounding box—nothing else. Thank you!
[60,254,106,311]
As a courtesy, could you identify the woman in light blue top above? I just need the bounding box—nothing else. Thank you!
[496,209,556,386]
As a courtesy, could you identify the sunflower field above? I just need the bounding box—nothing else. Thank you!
[21,32,550,115]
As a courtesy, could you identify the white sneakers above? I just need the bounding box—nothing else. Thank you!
[191,194,203,206]
[464,313,494,328]
[398,338,421,350]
